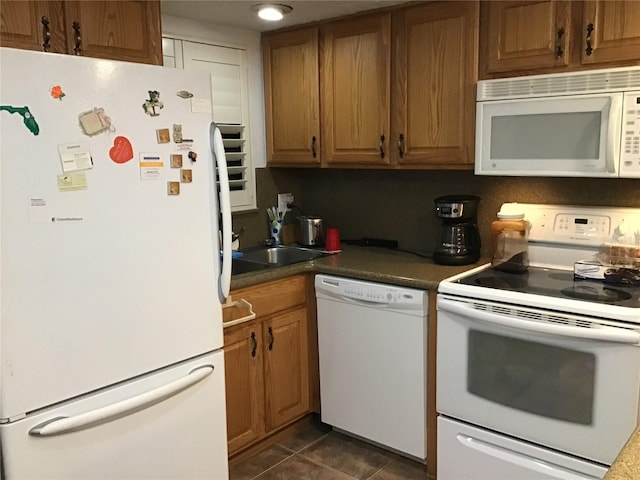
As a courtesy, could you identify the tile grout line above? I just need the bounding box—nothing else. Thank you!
[294,453,359,480]
[249,450,297,480]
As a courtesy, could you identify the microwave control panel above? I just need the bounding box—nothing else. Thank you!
[620,91,640,177]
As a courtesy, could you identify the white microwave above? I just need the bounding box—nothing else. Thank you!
[475,66,640,178]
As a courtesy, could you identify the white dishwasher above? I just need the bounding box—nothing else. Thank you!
[315,274,428,461]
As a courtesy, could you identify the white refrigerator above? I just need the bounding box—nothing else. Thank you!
[0,47,233,479]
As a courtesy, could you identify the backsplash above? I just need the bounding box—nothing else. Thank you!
[233,168,640,256]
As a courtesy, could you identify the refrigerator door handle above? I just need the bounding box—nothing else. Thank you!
[29,365,214,437]
[211,122,232,301]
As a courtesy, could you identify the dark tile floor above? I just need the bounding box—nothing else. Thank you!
[229,418,427,480]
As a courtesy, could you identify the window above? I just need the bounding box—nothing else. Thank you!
[163,38,256,212]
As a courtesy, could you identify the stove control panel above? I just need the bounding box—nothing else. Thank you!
[499,203,640,246]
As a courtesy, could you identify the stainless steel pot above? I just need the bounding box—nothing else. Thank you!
[297,216,324,246]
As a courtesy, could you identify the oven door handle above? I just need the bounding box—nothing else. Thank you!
[439,298,640,344]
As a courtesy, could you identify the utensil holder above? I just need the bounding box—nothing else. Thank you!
[270,220,284,246]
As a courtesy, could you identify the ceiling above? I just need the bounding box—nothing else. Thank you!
[161,1,411,32]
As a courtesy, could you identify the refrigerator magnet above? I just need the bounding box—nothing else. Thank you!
[143,91,163,116]
[109,136,134,164]
[173,124,183,143]
[0,105,40,135]
[170,154,183,168]
[79,108,114,136]
[176,90,193,99]
[156,128,170,144]
[181,169,192,183]
[58,143,93,172]
[190,98,212,114]
[139,153,164,180]
[50,85,65,100]
[57,173,87,192]
[188,151,197,162]
[167,181,180,195]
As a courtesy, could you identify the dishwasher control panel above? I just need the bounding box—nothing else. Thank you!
[315,274,427,312]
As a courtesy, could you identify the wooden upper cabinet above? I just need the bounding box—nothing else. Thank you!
[321,12,392,165]
[64,1,162,64]
[263,28,320,166]
[392,1,479,167]
[482,0,572,75]
[0,1,162,65]
[581,0,640,65]
[0,1,66,53]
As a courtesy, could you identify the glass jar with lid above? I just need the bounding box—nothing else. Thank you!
[491,212,530,273]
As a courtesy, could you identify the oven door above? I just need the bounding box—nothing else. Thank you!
[437,293,640,465]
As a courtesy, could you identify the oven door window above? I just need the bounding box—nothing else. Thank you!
[467,330,595,425]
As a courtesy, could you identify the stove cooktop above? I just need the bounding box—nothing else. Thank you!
[454,267,640,309]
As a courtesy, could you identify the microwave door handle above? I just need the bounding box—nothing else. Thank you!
[606,94,623,175]
[438,298,640,344]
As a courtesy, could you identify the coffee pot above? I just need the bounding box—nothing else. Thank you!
[433,195,481,265]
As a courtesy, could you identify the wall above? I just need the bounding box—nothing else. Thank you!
[258,168,640,256]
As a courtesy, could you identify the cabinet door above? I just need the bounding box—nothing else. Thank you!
[63,1,162,64]
[224,322,265,455]
[0,1,66,53]
[264,28,321,165]
[393,1,478,167]
[264,307,310,431]
[581,0,640,65]
[481,1,572,75]
[321,13,391,165]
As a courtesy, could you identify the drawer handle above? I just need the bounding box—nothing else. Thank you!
[41,16,51,52]
[555,27,565,58]
[585,23,594,56]
[268,326,274,351]
[250,332,257,357]
[72,21,82,55]
[222,298,256,329]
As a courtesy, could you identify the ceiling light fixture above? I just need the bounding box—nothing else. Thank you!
[253,4,292,22]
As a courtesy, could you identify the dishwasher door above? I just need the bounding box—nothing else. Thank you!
[315,274,428,460]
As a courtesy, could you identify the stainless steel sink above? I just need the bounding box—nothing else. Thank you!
[232,245,326,273]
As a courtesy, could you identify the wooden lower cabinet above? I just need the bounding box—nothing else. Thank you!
[264,307,310,431]
[223,276,312,456]
[224,322,265,454]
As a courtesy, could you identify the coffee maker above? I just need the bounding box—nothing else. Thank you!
[433,194,481,265]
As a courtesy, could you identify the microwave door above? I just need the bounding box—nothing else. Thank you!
[476,93,622,177]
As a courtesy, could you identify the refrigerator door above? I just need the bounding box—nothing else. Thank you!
[1,351,228,479]
[0,48,223,419]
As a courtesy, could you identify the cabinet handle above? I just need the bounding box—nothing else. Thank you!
[311,136,317,158]
[379,135,386,159]
[250,332,257,358]
[41,16,51,52]
[398,134,405,159]
[268,326,274,351]
[555,27,565,58]
[72,21,82,55]
[585,23,594,56]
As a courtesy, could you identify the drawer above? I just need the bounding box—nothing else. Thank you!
[230,275,306,318]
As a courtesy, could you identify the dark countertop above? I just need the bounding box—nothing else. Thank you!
[606,429,640,480]
[230,245,488,291]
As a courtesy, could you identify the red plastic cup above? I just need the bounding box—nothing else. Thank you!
[325,228,341,252]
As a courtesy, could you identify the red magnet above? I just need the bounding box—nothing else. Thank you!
[109,136,134,164]
[188,151,197,162]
